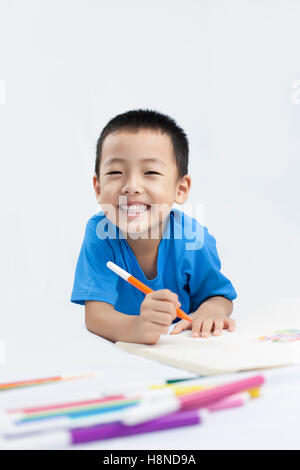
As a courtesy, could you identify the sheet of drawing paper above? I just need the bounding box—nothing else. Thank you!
[115,329,300,375]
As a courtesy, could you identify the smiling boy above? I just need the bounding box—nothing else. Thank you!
[71,109,237,344]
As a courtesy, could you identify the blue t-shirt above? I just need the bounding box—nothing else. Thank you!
[70,208,237,319]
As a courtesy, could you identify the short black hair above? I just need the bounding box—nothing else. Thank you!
[95,109,189,179]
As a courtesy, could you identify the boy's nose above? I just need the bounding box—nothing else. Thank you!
[121,184,142,194]
[121,177,143,194]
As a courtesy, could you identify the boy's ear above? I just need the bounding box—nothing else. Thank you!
[174,175,191,204]
[93,174,101,203]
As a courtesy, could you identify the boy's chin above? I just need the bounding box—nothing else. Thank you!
[118,220,162,240]
[119,223,150,239]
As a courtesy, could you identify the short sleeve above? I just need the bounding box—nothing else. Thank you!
[188,227,237,312]
[70,217,118,306]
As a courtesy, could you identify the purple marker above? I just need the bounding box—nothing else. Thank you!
[71,410,204,444]
[1,410,205,449]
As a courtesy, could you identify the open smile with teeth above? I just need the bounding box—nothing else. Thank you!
[118,204,150,217]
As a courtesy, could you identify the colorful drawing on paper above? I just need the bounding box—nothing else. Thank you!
[258,329,300,343]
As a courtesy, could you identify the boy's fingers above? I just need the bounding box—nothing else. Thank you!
[201,318,214,338]
[150,289,180,307]
[172,316,235,337]
[191,318,204,338]
[213,319,224,336]
[170,320,190,335]
[227,317,235,331]
[170,324,182,335]
[153,312,174,326]
[148,323,169,335]
[151,299,177,316]
[142,309,173,326]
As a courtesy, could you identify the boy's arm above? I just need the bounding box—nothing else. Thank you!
[85,289,180,345]
[195,295,233,318]
[85,301,141,343]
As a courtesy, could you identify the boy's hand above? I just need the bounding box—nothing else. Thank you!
[138,289,181,344]
[170,302,235,338]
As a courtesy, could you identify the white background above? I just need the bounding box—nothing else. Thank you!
[1,0,300,451]
[0,1,299,366]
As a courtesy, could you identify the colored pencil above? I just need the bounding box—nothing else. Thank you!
[3,386,202,424]
[0,372,100,391]
[10,399,140,423]
[2,393,248,439]
[6,395,125,415]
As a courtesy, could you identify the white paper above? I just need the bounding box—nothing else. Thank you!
[116,328,300,375]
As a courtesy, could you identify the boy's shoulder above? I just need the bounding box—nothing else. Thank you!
[86,210,106,227]
[84,210,107,236]
[170,207,208,251]
[171,206,206,229]
[84,211,119,251]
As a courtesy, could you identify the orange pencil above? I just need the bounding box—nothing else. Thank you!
[106,261,192,323]
[0,373,98,391]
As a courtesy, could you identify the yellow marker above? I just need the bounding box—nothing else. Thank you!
[247,387,261,398]
[150,382,261,398]
[149,383,209,396]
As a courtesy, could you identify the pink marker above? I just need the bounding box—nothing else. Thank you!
[180,374,264,410]
[207,392,249,412]
[122,374,265,425]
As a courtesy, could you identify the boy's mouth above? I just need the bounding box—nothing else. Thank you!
[118,203,151,219]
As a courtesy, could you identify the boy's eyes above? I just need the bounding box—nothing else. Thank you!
[106,171,161,175]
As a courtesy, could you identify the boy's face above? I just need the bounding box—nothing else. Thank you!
[93,129,191,238]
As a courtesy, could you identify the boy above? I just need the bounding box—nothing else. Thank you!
[71,109,237,344]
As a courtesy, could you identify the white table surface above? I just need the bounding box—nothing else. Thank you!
[1,298,300,450]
